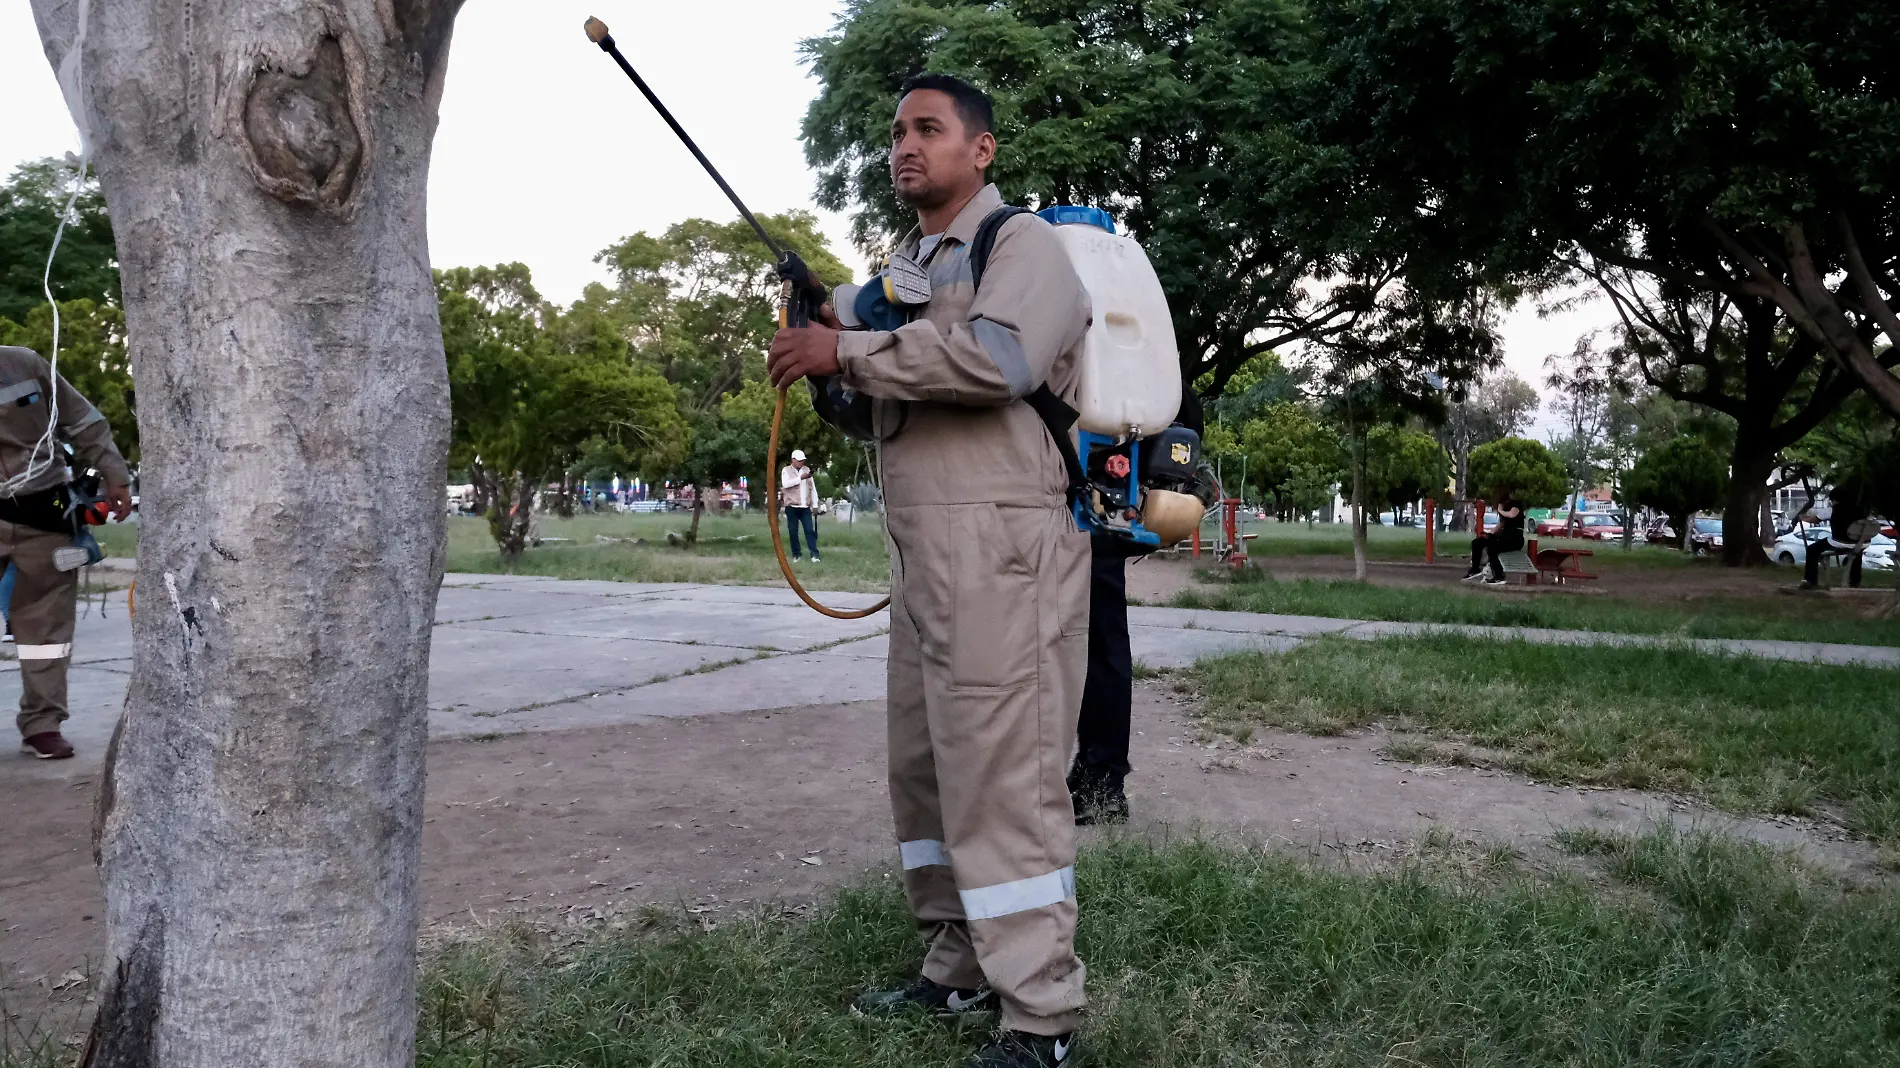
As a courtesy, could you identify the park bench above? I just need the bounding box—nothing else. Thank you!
[1812,519,1883,590]
[1528,538,1597,584]
[1488,539,1598,586]
[1494,549,1540,582]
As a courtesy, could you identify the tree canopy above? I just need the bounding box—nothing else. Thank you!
[1625,438,1729,546]
[801,0,1367,396]
[439,263,684,555]
[1305,0,1900,415]
[1468,437,1568,508]
[0,159,118,323]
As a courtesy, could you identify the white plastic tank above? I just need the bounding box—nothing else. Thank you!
[1037,206,1181,438]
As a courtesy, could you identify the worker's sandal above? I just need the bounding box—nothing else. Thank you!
[852,976,994,1019]
[964,1030,1076,1067]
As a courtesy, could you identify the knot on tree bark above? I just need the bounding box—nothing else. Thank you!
[241,36,364,211]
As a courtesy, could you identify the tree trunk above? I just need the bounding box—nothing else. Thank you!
[687,484,709,545]
[469,460,496,517]
[1671,511,1692,552]
[490,471,537,560]
[34,5,465,1063]
[1722,435,1776,567]
[1350,439,1368,581]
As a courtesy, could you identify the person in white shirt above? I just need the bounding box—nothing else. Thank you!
[780,448,820,563]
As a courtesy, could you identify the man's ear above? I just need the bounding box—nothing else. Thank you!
[974,131,996,170]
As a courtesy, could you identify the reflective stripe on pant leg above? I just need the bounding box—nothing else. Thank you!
[900,839,949,869]
[16,643,72,660]
[959,866,1075,921]
[884,523,984,991]
[6,523,77,738]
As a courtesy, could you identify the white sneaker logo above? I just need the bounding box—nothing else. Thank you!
[1053,1037,1071,1061]
[945,988,987,1011]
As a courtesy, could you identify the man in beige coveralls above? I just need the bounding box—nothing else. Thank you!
[768,75,1091,1068]
[0,345,133,760]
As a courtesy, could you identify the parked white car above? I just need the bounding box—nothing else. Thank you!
[1772,528,1894,570]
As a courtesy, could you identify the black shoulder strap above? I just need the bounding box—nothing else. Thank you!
[969,206,1032,292]
[968,205,1090,505]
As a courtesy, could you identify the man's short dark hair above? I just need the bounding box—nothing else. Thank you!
[899,73,994,137]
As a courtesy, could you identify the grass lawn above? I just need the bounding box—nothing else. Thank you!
[393,829,1900,1068]
[83,512,895,591]
[1178,570,1900,647]
[449,511,893,590]
[1194,634,1900,841]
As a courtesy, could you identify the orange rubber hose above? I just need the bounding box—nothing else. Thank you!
[765,386,890,620]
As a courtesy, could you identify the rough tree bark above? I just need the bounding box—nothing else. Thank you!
[490,471,537,560]
[31,1,464,1064]
[1721,430,1778,567]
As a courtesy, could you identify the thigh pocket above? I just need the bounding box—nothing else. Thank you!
[1057,523,1090,639]
[950,504,1038,689]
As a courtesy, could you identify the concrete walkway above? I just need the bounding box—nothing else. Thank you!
[4,573,1895,783]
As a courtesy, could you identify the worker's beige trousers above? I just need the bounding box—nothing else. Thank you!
[884,501,1090,1035]
[1,520,79,739]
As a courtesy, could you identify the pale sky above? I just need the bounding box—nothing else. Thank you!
[3,0,1603,431]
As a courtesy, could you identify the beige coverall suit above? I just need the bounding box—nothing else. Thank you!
[835,185,1094,1035]
[0,346,131,740]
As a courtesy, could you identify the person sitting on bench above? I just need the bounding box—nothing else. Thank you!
[1465,492,1524,586]
[1802,474,1874,590]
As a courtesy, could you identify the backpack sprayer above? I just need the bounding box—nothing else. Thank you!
[584,18,885,620]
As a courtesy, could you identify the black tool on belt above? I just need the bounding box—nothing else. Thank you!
[0,483,84,535]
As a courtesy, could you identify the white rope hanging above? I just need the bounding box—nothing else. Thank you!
[5,0,97,499]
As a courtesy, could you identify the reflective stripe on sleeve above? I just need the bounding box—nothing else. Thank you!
[16,643,73,660]
[970,318,1033,398]
[958,866,1075,920]
[899,839,949,870]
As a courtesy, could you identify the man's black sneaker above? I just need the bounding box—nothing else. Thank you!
[852,976,994,1019]
[965,1030,1075,1067]
[1067,760,1128,827]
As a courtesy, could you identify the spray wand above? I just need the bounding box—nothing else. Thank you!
[584,18,888,620]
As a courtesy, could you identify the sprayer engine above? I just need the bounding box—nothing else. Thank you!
[1075,426,1208,548]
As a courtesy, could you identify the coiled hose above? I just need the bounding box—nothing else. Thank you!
[765,386,891,620]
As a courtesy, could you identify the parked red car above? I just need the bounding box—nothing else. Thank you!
[1533,512,1573,537]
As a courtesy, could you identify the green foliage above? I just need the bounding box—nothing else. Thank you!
[0,159,117,324]
[1624,438,1727,535]
[588,213,850,415]
[438,263,684,553]
[581,213,853,521]
[1237,402,1346,516]
[1305,0,1900,412]
[801,0,1353,395]
[1467,437,1567,507]
[1204,351,1302,427]
[1363,425,1450,511]
[0,297,137,464]
[1788,394,1900,521]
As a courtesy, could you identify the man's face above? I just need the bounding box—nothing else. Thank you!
[890,89,995,210]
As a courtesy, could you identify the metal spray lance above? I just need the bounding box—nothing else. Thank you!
[583,18,888,620]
